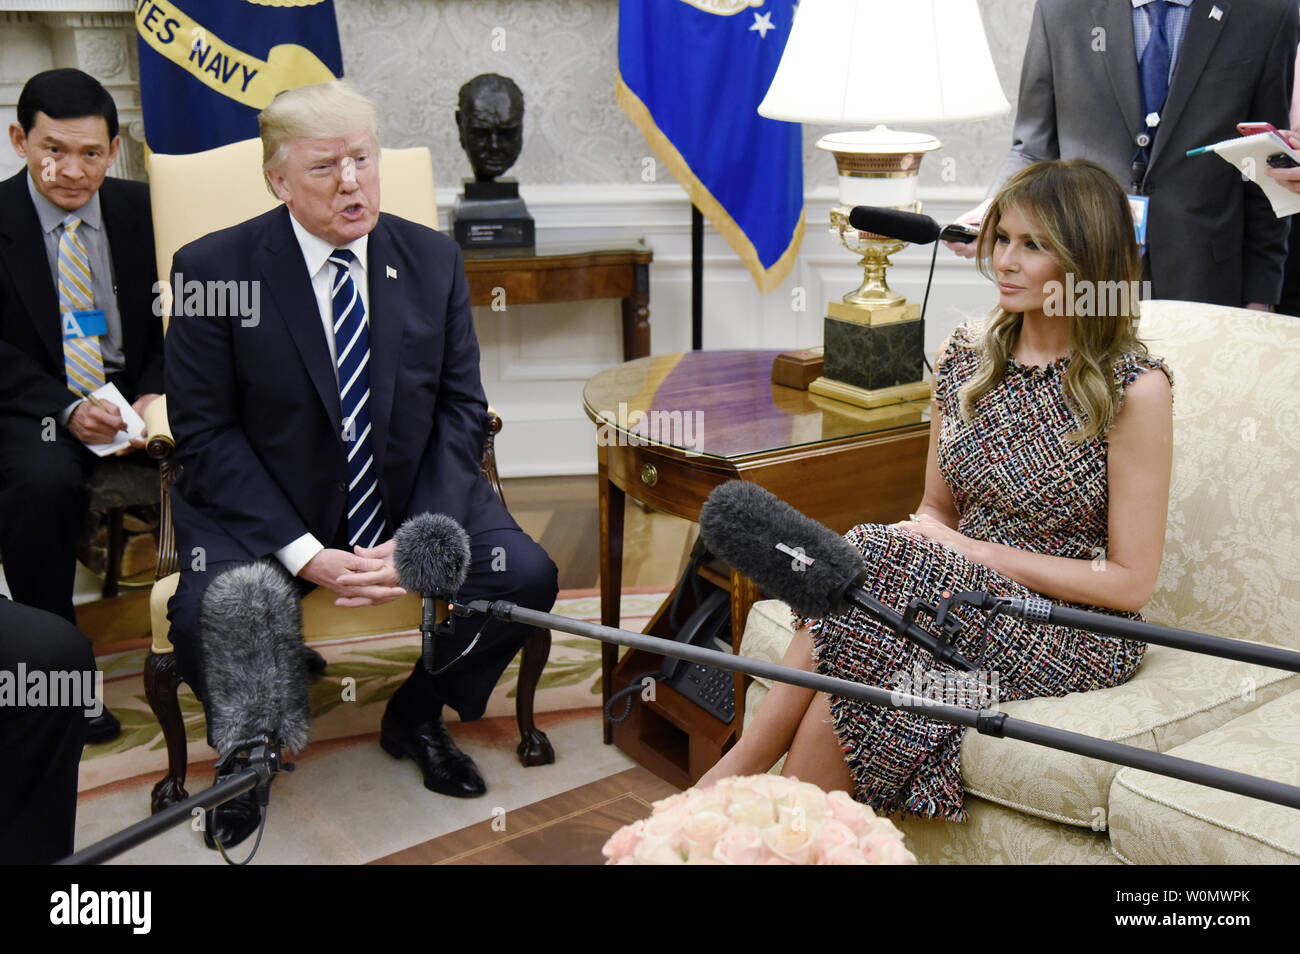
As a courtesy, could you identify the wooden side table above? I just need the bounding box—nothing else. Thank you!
[582,350,932,788]
[463,244,653,360]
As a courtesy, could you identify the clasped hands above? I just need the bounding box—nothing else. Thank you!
[300,539,408,608]
[891,512,983,564]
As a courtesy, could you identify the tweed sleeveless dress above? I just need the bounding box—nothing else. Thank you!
[805,324,1173,821]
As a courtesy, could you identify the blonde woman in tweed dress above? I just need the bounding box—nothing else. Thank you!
[700,159,1174,820]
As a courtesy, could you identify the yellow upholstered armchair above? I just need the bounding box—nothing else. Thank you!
[142,139,553,813]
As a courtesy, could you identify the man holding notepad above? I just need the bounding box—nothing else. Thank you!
[0,70,163,740]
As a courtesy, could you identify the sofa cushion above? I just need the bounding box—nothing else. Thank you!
[740,599,1299,827]
[961,645,1297,826]
[1108,689,1300,864]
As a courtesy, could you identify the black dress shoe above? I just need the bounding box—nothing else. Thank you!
[302,646,327,677]
[203,787,262,851]
[379,702,486,798]
[85,708,121,745]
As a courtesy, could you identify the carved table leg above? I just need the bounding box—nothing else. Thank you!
[598,445,625,744]
[144,650,191,813]
[515,626,555,766]
[621,262,651,360]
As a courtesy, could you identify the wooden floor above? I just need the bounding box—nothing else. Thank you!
[370,766,680,865]
[66,474,699,647]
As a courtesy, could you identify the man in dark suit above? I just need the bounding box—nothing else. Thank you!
[164,82,558,850]
[0,69,163,744]
[0,596,96,863]
[948,0,1298,310]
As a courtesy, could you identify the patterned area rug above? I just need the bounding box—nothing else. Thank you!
[79,588,668,793]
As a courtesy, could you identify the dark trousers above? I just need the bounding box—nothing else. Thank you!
[1279,215,1300,317]
[0,597,94,863]
[167,522,558,724]
[0,414,95,624]
[0,374,146,623]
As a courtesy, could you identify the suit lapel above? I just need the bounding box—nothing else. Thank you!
[364,217,402,473]
[0,171,62,366]
[99,179,144,371]
[1096,0,1143,149]
[1150,0,1228,169]
[259,208,343,437]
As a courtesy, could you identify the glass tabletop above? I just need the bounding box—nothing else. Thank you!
[582,350,931,461]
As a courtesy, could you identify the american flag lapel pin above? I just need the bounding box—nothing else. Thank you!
[1209,5,1222,20]
[386,265,397,279]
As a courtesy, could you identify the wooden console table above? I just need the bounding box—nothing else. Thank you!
[463,244,653,360]
[582,350,931,788]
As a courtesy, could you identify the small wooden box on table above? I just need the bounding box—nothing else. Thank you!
[583,350,931,789]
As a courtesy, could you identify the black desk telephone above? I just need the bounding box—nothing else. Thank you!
[605,539,736,725]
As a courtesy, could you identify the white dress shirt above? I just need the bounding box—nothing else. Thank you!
[274,216,372,576]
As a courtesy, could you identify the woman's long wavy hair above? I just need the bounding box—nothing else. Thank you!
[962,158,1147,442]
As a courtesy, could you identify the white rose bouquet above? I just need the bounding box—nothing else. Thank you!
[601,775,917,865]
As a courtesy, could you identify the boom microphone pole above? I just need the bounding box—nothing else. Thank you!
[699,480,1300,675]
[699,480,979,672]
[63,562,311,865]
[58,737,292,866]
[451,597,1300,812]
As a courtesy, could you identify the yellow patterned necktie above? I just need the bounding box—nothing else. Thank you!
[58,214,107,395]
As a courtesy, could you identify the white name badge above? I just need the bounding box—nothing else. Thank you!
[1127,194,1150,250]
[62,308,107,340]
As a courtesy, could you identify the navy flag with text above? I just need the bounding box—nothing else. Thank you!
[618,0,803,294]
[136,0,344,155]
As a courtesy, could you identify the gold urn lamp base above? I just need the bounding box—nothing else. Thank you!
[812,129,939,408]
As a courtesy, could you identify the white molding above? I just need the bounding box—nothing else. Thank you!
[0,1,134,10]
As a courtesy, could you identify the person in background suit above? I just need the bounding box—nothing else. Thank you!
[164,81,558,850]
[0,596,96,864]
[946,0,1298,311]
[0,69,165,744]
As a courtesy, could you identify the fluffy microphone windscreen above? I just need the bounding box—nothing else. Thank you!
[393,513,472,598]
[847,206,942,245]
[699,481,866,619]
[200,561,310,755]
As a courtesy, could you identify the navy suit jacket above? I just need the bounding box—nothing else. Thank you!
[165,205,512,565]
[0,169,163,419]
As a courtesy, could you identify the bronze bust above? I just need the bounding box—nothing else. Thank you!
[456,73,524,182]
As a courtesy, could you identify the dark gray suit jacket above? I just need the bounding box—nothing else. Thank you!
[994,0,1298,306]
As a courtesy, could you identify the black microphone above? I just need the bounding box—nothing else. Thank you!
[393,513,472,673]
[848,206,943,245]
[699,481,977,671]
[200,561,310,756]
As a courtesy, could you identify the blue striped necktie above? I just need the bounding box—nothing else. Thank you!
[58,214,107,395]
[329,248,386,549]
[1140,1,1171,136]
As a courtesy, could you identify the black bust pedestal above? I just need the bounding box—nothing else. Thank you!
[451,178,535,249]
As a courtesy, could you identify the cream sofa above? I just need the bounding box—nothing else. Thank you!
[740,301,1300,864]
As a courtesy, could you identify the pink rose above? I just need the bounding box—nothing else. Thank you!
[633,835,686,864]
[646,802,691,842]
[712,823,766,865]
[602,819,644,862]
[812,818,858,860]
[727,797,777,830]
[651,792,687,814]
[818,844,869,865]
[762,822,814,865]
[860,830,916,865]
[682,810,730,860]
[827,789,875,835]
[683,788,728,816]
